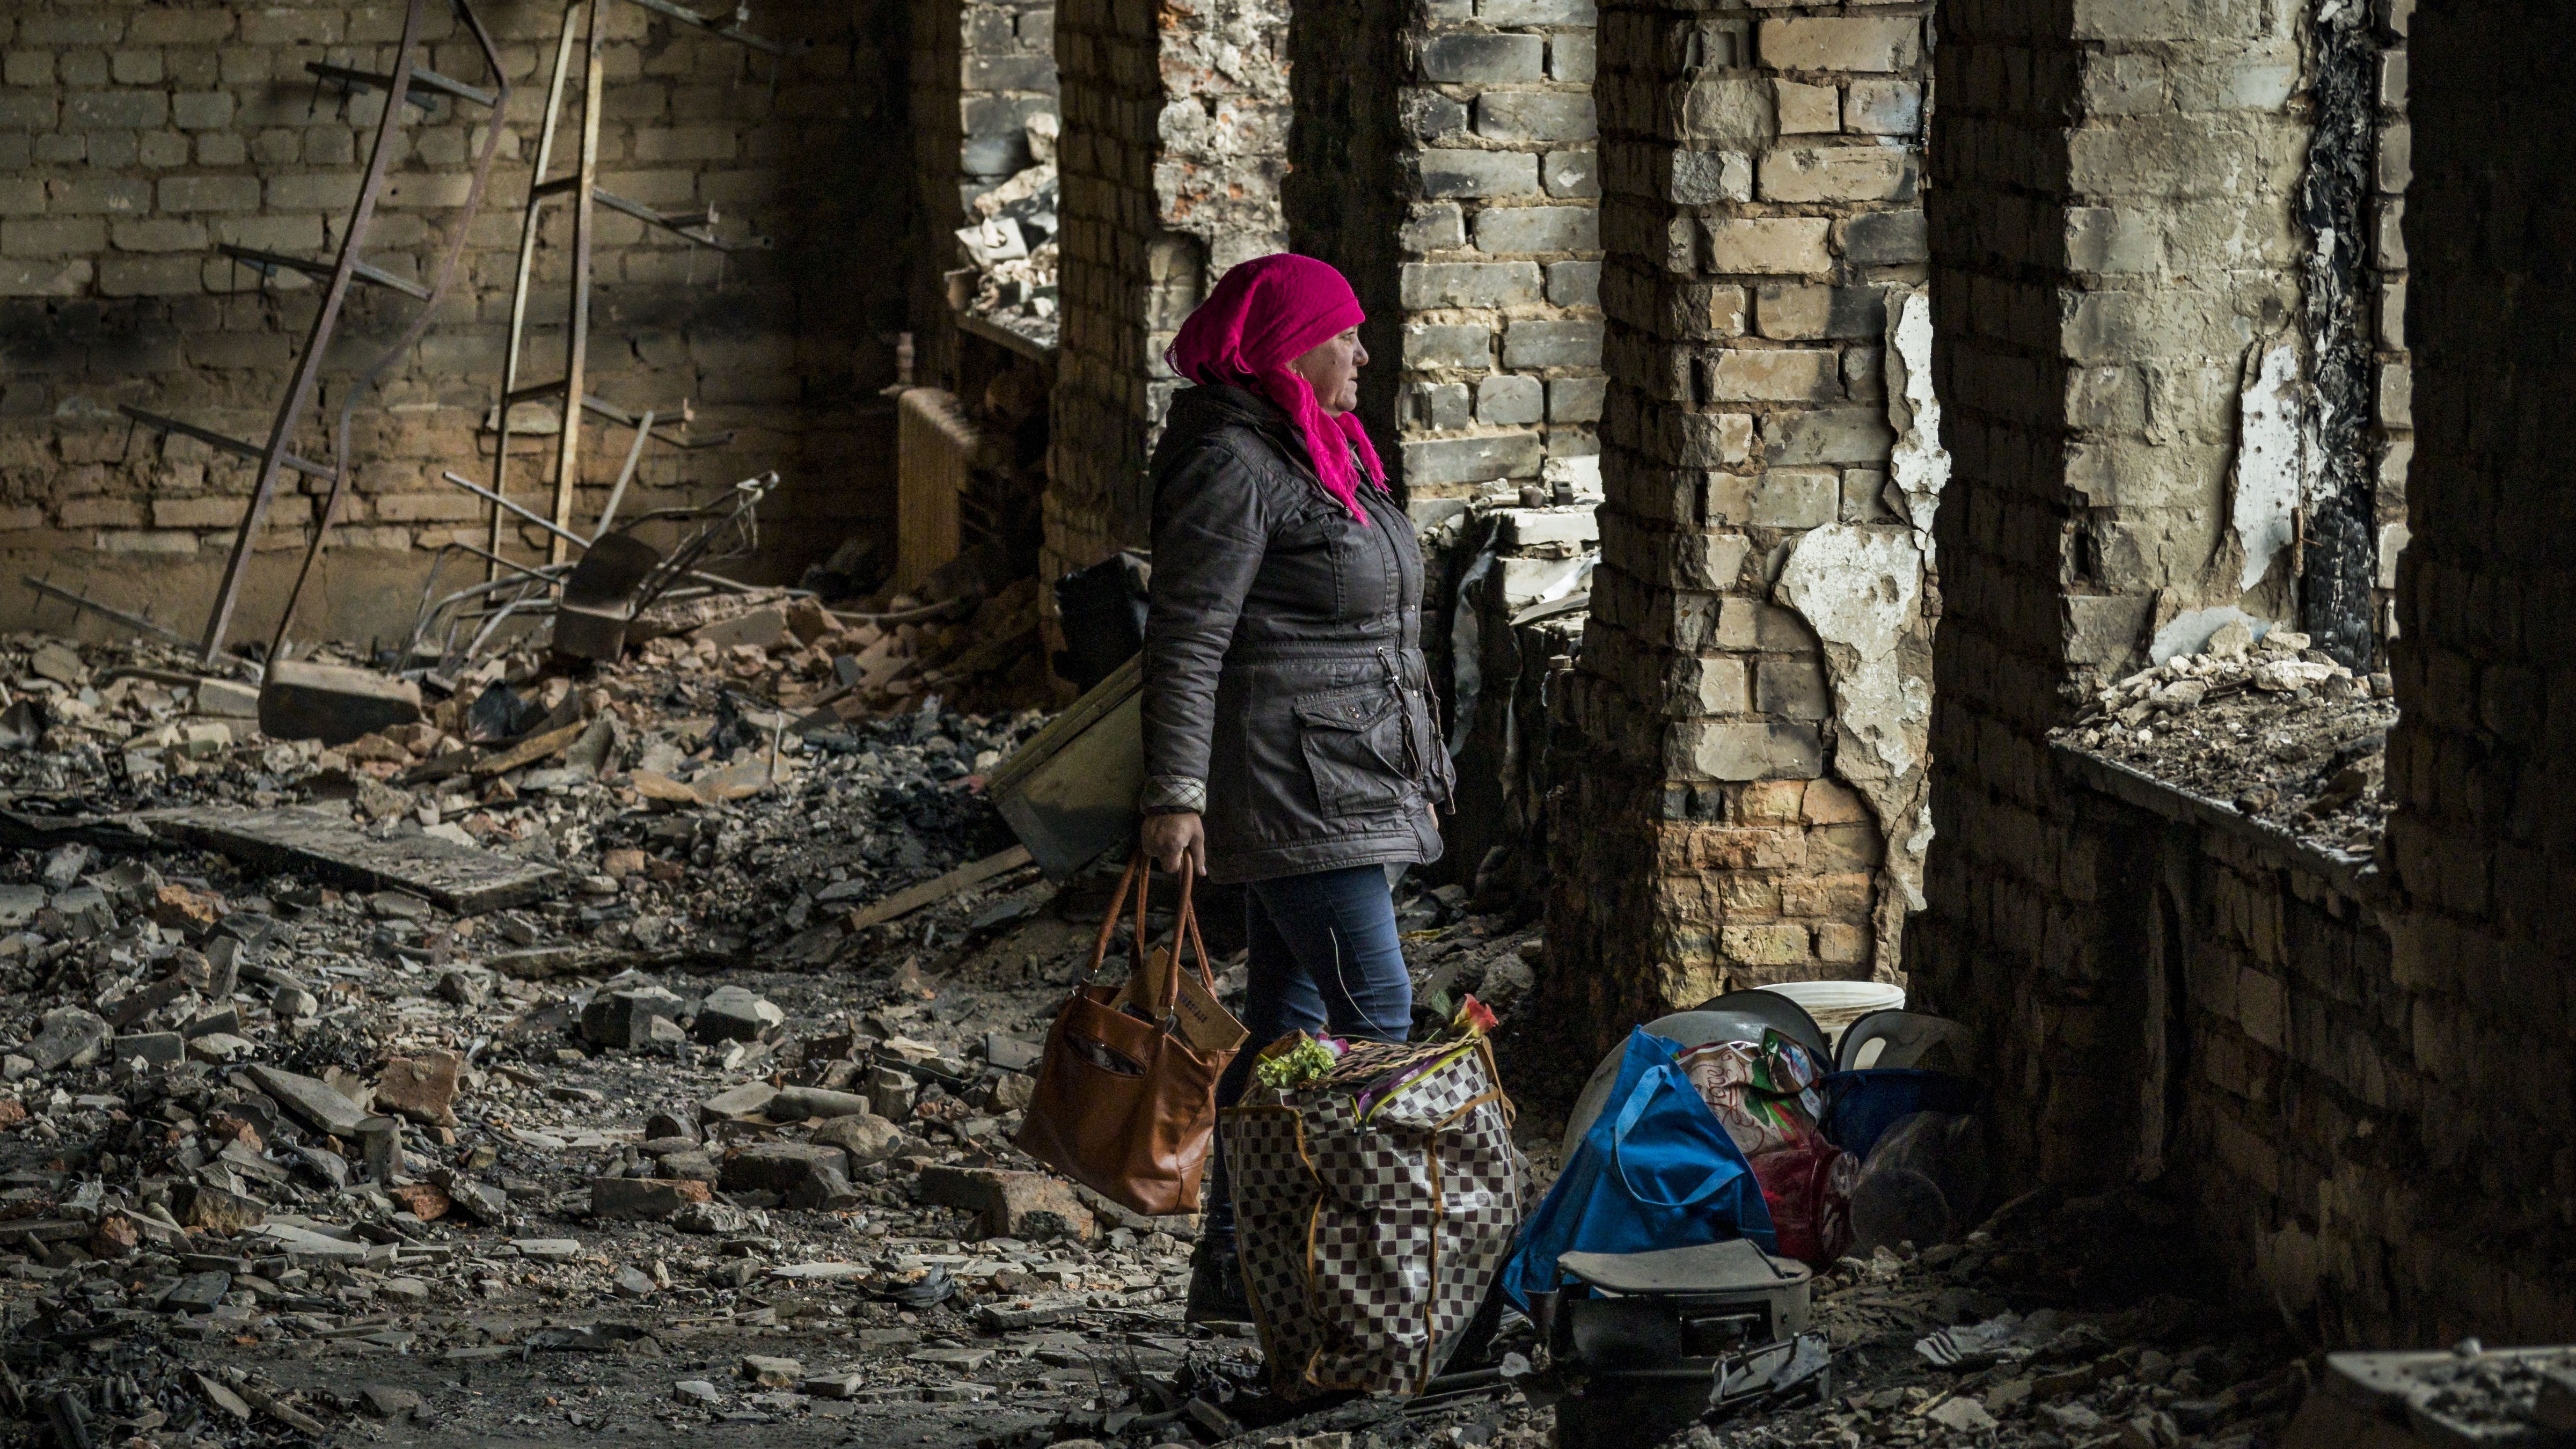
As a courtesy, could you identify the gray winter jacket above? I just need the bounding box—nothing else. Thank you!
[1139,384,1450,885]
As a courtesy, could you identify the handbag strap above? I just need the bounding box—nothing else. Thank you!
[1079,851,1218,1010]
[1609,1064,1734,1210]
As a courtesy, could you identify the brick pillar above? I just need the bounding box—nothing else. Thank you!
[1291,0,1607,522]
[1541,2,1934,1057]
[2382,0,2576,1316]
[1046,0,1290,581]
[1909,0,2313,1184]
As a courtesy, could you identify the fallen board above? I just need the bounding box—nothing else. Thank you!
[844,845,1034,929]
[138,807,565,914]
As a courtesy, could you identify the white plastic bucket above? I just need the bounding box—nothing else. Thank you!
[1757,981,1906,1047]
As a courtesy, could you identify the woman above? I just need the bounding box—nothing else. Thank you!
[1136,253,1452,1322]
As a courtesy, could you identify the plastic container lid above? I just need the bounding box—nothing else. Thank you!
[1756,981,1907,1046]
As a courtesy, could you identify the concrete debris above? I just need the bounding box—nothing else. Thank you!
[2063,625,2395,856]
[0,620,1568,1447]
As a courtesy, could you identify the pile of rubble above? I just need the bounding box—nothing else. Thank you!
[2060,624,2397,856]
[953,143,1060,348]
[0,607,1554,1445]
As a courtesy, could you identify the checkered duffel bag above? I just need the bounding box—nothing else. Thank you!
[1221,1036,1524,1398]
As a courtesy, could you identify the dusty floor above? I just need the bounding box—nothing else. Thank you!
[0,623,2303,1449]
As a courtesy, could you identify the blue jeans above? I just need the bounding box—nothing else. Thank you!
[1205,864,1413,1235]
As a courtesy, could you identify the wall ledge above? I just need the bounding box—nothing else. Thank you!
[2051,740,2388,904]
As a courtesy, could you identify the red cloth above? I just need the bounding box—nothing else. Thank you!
[1166,253,1388,523]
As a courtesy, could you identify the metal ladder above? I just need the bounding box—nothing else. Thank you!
[482,0,794,575]
[118,0,511,666]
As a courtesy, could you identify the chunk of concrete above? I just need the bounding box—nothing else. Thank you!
[771,1086,876,1121]
[258,660,422,748]
[246,1064,372,1137]
[22,1008,110,1071]
[719,1141,847,1197]
[916,1166,1096,1242]
[373,1051,463,1126]
[591,1176,714,1220]
[693,985,783,1043]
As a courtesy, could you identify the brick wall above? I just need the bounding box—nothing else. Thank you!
[2373,0,2576,1346]
[1045,0,1288,589]
[0,0,906,647]
[1538,0,1934,1059]
[2368,0,2412,645]
[2044,749,2576,1349]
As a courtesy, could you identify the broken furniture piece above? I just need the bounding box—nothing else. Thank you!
[116,0,511,665]
[984,652,1143,880]
[1541,1239,1821,1449]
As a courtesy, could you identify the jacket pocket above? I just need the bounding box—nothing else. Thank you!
[1293,689,1413,817]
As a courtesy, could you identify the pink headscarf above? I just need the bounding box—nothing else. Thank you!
[1166,253,1388,524]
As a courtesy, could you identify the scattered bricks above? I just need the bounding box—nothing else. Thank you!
[688,607,787,650]
[1475,207,1600,255]
[1400,262,1544,309]
[1418,33,1546,84]
[21,1008,110,1071]
[160,1271,233,1313]
[1474,92,1597,143]
[591,1176,715,1220]
[1704,217,1832,274]
[1417,149,1542,199]
[771,1086,879,1120]
[581,989,686,1049]
[374,1051,464,1126]
[360,1387,424,1421]
[246,1064,372,1137]
[719,1141,848,1196]
[444,1177,512,1225]
[113,1033,184,1069]
[257,661,422,747]
[916,1166,1097,1242]
[1758,17,1922,72]
[804,1372,865,1399]
[386,1183,452,1221]
[701,1081,779,1123]
[694,984,784,1042]
[813,1112,907,1165]
[90,1216,140,1260]
[741,1356,803,1388]
[173,1182,267,1233]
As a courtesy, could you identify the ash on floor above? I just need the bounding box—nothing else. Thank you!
[2056,627,2396,858]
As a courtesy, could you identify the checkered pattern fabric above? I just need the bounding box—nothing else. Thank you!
[1220,1040,1526,1399]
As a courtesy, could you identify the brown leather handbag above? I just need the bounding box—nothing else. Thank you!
[1014,856,1240,1218]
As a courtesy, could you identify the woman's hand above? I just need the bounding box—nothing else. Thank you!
[1141,811,1208,877]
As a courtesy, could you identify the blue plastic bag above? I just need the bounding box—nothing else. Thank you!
[1501,1029,1776,1309]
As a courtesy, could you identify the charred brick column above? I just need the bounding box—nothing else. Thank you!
[1046,0,1290,580]
[2379,0,2576,1344]
[1541,2,1935,1057]
[1911,0,2323,1188]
